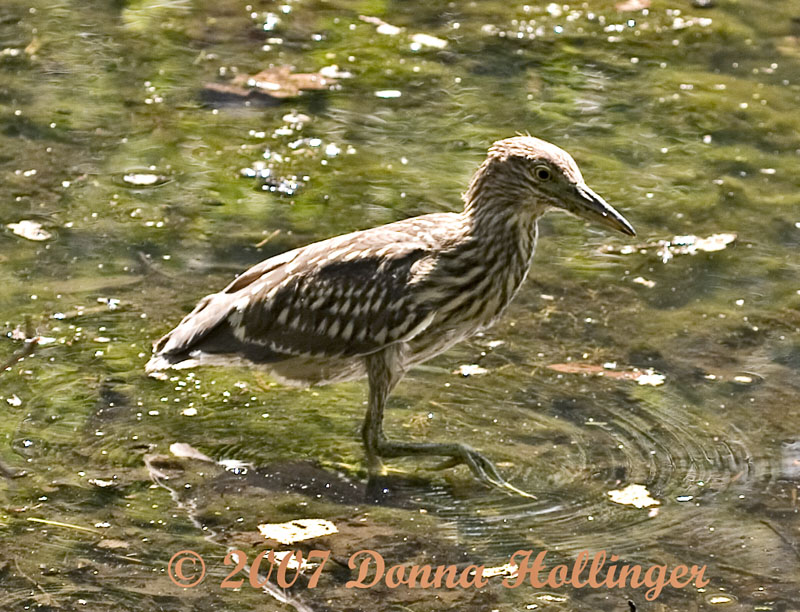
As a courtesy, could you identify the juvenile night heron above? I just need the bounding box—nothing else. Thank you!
[146,136,635,495]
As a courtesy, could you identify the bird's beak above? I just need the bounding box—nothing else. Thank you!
[568,184,636,236]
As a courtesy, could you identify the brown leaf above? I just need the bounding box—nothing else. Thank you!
[232,66,336,98]
[96,539,130,550]
[547,363,665,386]
[202,81,253,100]
[548,362,639,380]
[204,66,337,103]
[24,37,41,56]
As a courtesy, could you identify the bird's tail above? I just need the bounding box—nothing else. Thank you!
[145,352,185,374]
[145,291,237,375]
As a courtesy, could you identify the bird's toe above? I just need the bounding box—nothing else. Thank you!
[460,447,536,499]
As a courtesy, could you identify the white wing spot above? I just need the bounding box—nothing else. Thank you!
[342,321,354,340]
[276,308,289,325]
[229,310,244,330]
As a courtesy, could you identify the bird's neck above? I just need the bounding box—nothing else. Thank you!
[416,191,540,330]
[462,157,545,248]
[420,205,537,332]
[462,177,543,260]
[461,201,540,280]
[438,170,543,325]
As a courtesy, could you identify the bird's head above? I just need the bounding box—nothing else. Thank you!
[466,135,635,236]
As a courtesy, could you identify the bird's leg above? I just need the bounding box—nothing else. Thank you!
[363,349,534,498]
[361,347,401,476]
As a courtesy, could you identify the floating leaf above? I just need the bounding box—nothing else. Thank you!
[217,459,251,474]
[637,371,666,386]
[668,233,737,255]
[548,363,665,385]
[601,233,736,263]
[97,297,122,310]
[481,562,519,578]
[410,33,448,49]
[548,362,637,380]
[123,173,162,186]
[273,550,318,570]
[243,66,333,96]
[257,518,338,545]
[282,112,310,124]
[7,220,52,241]
[319,64,352,79]
[359,15,402,36]
[204,66,337,103]
[454,364,488,376]
[88,478,117,488]
[96,539,130,550]
[608,484,660,508]
[169,442,214,463]
[24,37,41,56]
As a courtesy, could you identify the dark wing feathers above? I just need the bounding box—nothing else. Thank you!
[234,250,429,357]
[150,219,448,368]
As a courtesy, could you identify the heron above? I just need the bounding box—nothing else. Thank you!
[146,136,635,496]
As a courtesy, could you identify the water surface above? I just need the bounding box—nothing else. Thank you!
[1,0,799,610]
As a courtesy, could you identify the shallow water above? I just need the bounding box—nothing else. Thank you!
[1,0,799,610]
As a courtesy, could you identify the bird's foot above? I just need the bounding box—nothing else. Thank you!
[375,439,535,499]
[431,446,536,499]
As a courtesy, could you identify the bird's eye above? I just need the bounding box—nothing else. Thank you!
[534,165,552,181]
